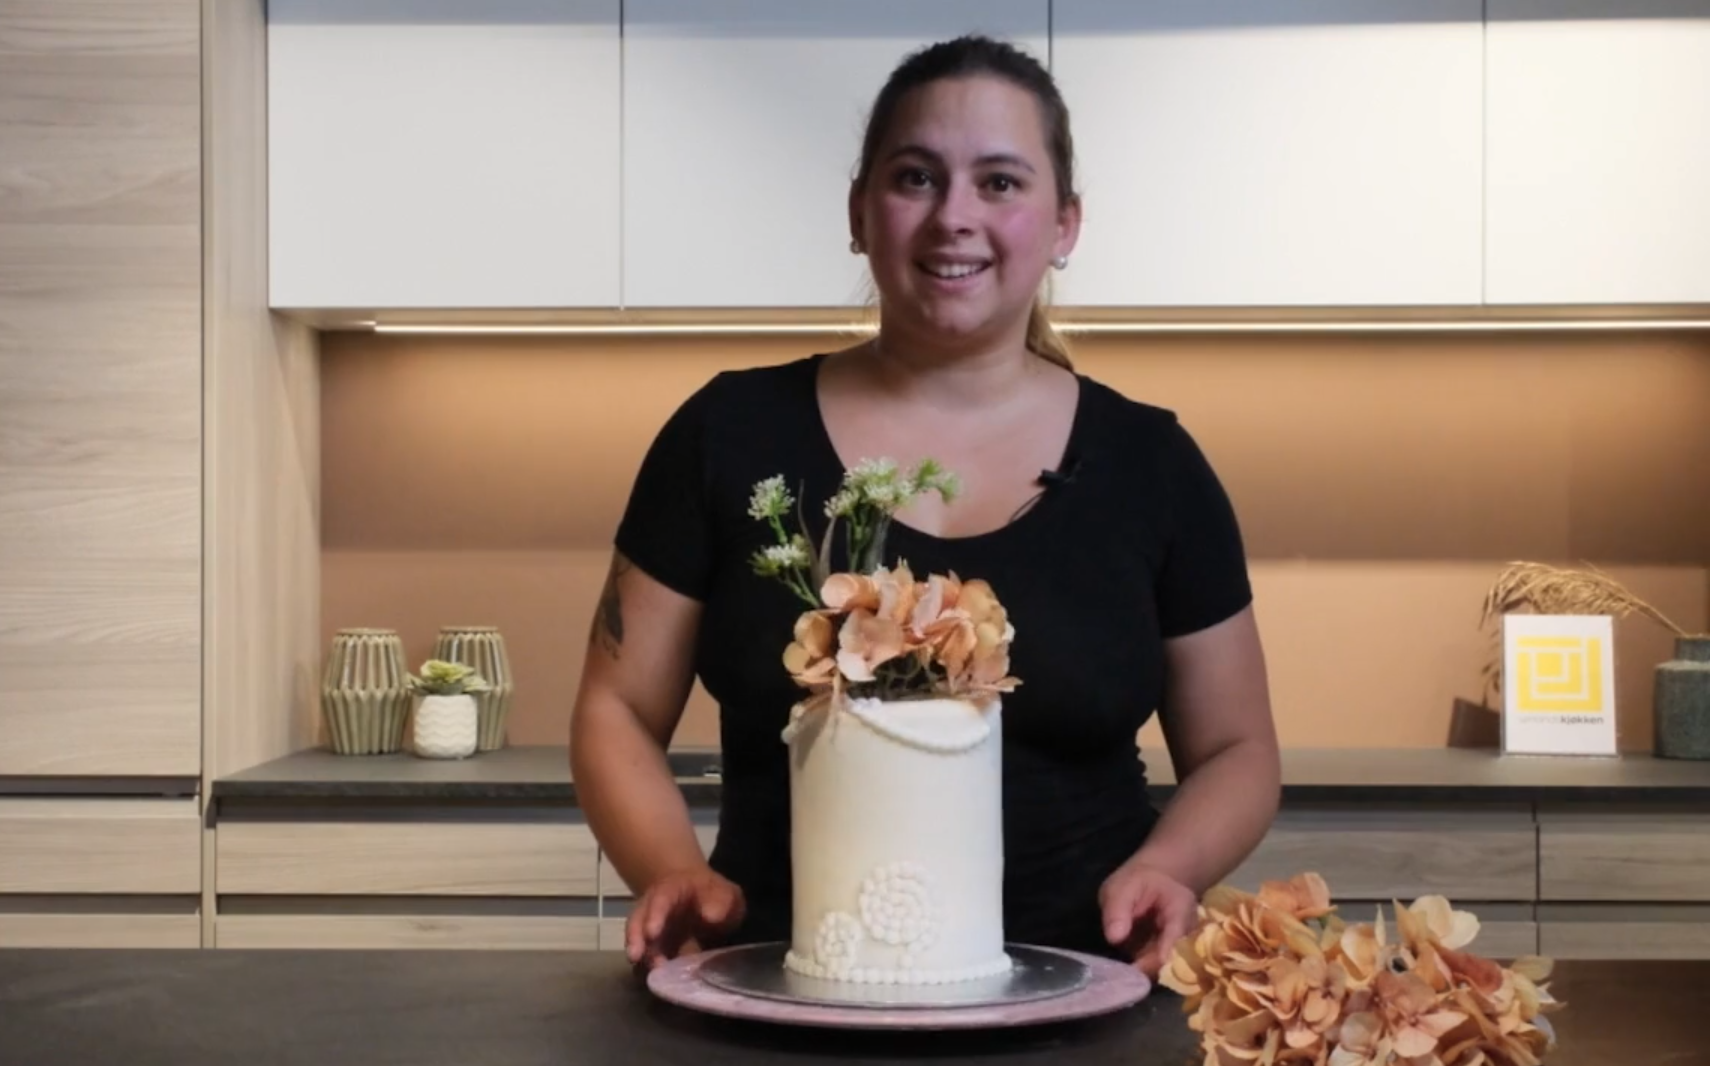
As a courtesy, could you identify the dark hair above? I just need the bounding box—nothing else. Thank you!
[851,35,1078,367]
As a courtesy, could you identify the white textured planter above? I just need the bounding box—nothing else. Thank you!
[412,694,478,759]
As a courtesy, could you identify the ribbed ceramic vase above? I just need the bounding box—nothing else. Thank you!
[321,628,412,755]
[1654,636,1710,760]
[432,625,513,751]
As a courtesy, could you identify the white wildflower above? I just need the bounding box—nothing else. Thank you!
[848,457,899,485]
[763,542,809,570]
[747,475,794,520]
[865,480,902,507]
[824,489,859,518]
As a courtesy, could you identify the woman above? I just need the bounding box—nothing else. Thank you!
[569,34,1280,980]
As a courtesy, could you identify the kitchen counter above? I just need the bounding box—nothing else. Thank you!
[0,950,1695,1066]
[209,744,1710,809]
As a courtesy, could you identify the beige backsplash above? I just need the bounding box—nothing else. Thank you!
[320,329,1710,754]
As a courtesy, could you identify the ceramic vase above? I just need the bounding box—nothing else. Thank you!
[412,694,479,759]
[321,628,411,755]
[433,625,514,751]
[1654,636,1710,760]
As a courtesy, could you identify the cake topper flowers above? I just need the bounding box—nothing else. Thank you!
[1160,872,1563,1066]
[746,459,1018,708]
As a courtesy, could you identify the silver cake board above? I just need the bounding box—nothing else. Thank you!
[646,942,1153,1032]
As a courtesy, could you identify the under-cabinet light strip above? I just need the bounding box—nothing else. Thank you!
[366,318,1710,336]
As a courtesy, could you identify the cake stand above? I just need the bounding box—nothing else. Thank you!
[646,942,1152,1031]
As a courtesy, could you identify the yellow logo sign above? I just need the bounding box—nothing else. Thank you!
[1513,635,1606,714]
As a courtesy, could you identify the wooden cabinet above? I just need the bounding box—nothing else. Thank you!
[0,799,202,894]
[1050,0,1485,308]
[0,798,202,949]
[1537,808,1710,959]
[213,806,605,951]
[1224,805,1538,902]
[217,818,600,897]
[217,914,601,951]
[619,0,1048,308]
[0,0,202,778]
[1539,810,1710,902]
[266,0,622,309]
[1485,1,1710,304]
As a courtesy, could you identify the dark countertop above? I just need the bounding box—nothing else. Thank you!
[0,950,1697,1066]
[209,744,1710,807]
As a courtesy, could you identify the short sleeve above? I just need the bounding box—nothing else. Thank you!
[1155,421,1253,638]
[613,383,717,601]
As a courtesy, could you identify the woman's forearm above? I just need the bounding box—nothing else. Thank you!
[570,693,708,894]
[1131,736,1280,895]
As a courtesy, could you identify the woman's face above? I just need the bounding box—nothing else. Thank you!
[852,74,1080,352]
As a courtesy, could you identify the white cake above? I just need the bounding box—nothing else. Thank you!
[781,695,1010,985]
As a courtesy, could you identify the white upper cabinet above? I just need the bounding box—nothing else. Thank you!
[1485,1,1710,305]
[619,1,1049,308]
[1050,1,1485,307]
[267,0,621,309]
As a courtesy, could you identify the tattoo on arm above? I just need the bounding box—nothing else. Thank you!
[591,555,632,658]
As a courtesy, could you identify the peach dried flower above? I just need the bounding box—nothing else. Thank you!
[833,608,906,682]
[1161,874,1563,1066]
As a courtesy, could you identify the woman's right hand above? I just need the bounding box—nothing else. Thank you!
[625,865,747,973]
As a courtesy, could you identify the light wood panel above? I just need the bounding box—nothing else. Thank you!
[1539,810,1710,902]
[217,822,600,896]
[216,914,600,951]
[0,0,202,776]
[0,798,201,893]
[1224,807,1538,902]
[201,0,322,785]
[1539,904,1710,960]
[0,913,201,949]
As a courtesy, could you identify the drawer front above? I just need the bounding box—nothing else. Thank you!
[1539,904,1710,960]
[1226,808,1538,902]
[217,821,598,896]
[216,914,599,950]
[1539,812,1710,902]
[0,798,201,894]
[0,913,200,949]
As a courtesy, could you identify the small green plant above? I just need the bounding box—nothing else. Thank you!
[407,659,492,696]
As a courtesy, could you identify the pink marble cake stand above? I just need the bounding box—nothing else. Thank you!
[646,943,1153,1031]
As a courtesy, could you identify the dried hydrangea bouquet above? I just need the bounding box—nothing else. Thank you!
[1160,872,1564,1066]
[746,459,1023,986]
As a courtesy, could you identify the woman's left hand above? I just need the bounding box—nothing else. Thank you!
[1097,858,1199,978]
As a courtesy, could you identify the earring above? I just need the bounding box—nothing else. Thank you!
[1051,255,1069,270]
[850,239,863,255]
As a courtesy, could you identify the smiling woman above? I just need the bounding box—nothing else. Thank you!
[569,34,1281,984]
[844,36,1081,371]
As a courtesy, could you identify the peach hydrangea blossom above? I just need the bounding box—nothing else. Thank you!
[1160,874,1563,1066]
[780,564,1020,707]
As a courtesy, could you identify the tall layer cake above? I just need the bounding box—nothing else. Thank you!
[783,695,1010,985]
[742,458,1019,987]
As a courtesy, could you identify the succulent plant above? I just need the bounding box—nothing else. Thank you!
[407,658,492,696]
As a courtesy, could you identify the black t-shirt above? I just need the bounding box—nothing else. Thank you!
[613,352,1252,958]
